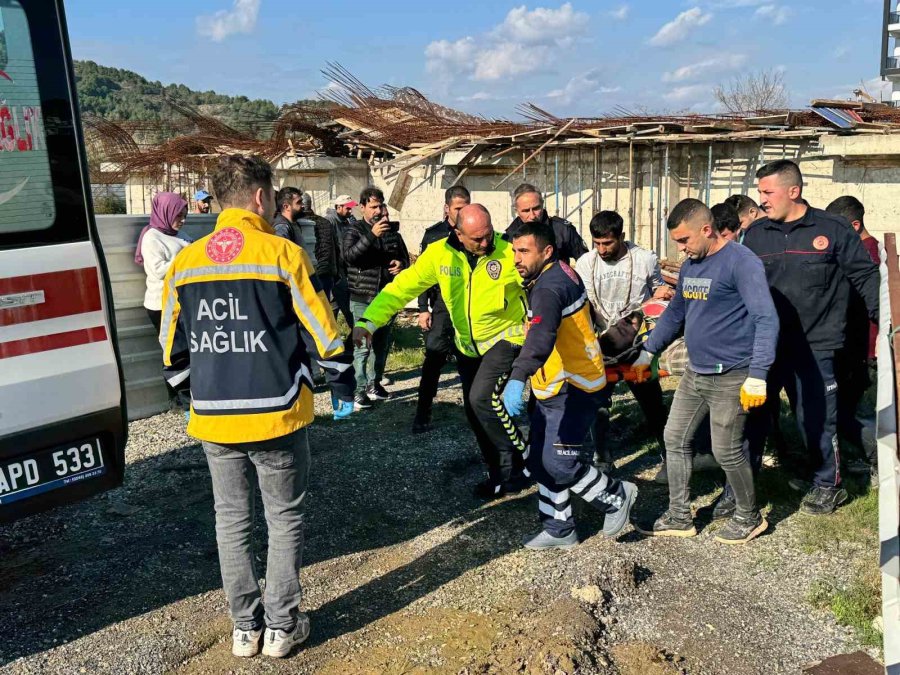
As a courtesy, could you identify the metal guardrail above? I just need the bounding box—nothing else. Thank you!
[878,233,900,674]
[95,213,217,421]
[891,11,900,24]
[886,57,900,71]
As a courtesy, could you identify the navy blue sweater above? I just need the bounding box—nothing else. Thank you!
[644,241,779,379]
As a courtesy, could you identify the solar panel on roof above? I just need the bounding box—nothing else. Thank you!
[810,107,856,129]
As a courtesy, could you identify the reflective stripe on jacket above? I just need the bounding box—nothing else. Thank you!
[160,208,347,444]
[359,232,527,357]
[510,261,606,399]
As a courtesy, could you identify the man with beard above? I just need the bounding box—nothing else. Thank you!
[574,210,672,474]
[505,183,588,264]
[502,220,637,549]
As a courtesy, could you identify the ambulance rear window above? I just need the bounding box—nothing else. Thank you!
[0,2,55,236]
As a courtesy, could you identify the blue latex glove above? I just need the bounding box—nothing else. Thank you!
[502,379,526,417]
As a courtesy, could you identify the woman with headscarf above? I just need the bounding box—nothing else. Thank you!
[135,192,190,406]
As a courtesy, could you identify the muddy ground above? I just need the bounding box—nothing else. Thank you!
[0,342,878,674]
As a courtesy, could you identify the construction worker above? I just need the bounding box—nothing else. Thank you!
[743,161,879,515]
[505,182,588,264]
[502,220,637,549]
[352,204,530,499]
[160,155,354,659]
[413,185,470,433]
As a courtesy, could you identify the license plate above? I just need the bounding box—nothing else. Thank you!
[0,438,106,505]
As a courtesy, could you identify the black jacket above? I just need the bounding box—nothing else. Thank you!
[304,212,340,279]
[324,208,354,279]
[742,206,879,351]
[342,218,410,302]
[272,213,301,245]
[505,213,588,264]
[417,219,452,313]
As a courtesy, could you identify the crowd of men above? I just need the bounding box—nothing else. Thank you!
[158,154,880,658]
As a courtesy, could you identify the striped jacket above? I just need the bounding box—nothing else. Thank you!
[509,261,606,399]
[160,208,349,444]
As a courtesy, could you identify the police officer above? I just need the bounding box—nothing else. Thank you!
[353,204,529,499]
[743,160,879,515]
[505,182,588,264]
[502,220,637,549]
[413,185,470,433]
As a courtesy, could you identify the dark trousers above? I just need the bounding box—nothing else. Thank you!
[455,341,526,484]
[592,378,667,463]
[665,368,757,520]
[528,385,624,537]
[320,275,354,328]
[416,304,455,416]
[147,308,190,404]
[835,348,875,460]
[746,344,840,488]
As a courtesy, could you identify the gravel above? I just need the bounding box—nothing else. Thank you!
[0,365,876,674]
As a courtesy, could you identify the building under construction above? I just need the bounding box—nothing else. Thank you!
[88,64,900,257]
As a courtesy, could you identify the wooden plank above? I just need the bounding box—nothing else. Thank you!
[388,170,413,211]
[885,233,900,448]
[491,119,576,189]
[810,99,864,110]
[382,138,465,180]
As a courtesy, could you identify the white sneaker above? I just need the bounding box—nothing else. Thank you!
[232,627,263,657]
[261,613,310,658]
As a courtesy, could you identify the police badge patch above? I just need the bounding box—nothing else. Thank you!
[486,260,502,280]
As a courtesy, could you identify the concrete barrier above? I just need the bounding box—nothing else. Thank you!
[95,214,217,420]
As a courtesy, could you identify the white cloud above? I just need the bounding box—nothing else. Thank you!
[663,83,712,103]
[197,0,260,42]
[662,54,747,82]
[754,4,791,25]
[648,8,713,47]
[545,68,620,104]
[424,3,589,82]
[609,4,630,20]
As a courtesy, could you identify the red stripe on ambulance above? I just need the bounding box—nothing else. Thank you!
[0,267,102,326]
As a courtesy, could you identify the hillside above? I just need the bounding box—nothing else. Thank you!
[74,60,308,135]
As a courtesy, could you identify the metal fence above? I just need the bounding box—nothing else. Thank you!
[878,233,900,674]
[95,213,216,421]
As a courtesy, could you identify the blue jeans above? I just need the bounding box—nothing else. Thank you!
[202,429,310,632]
[664,367,757,520]
[350,299,394,394]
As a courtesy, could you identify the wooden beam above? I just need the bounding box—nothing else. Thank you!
[491,119,576,189]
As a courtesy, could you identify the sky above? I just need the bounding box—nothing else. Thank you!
[66,0,892,119]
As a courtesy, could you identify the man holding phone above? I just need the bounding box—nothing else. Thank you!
[342,187,409,409]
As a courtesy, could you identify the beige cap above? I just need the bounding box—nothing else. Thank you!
[335,194,357,208]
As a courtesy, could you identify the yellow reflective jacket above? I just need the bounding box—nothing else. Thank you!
[509,261,606,399]
[160,209,346,444]
[358,232,527,357]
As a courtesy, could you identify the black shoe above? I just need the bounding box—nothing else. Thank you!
[714,512,768,544]
[473,478,504,500]
[353,393,374,411]
[800,485,849,515]
[412,411,432,434]
[635,510,697,537]
[711,488,737,520]
[502,473,531,494]
[367,384,392,401]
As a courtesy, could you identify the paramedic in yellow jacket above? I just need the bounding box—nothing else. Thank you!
[352,204,530,499]
[501,220,639,550]
[160,155,353,659]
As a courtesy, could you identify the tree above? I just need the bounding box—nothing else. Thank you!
[713,69,789,113]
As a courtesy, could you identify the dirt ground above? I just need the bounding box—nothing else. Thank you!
[0,340,879,674]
